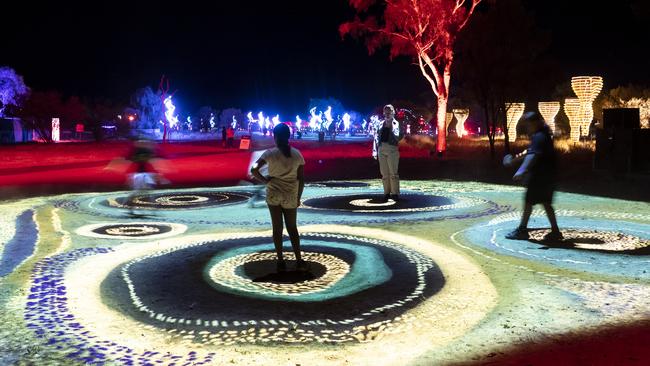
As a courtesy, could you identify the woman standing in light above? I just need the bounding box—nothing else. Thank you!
[251,123,306,272]
[372,104,403,202]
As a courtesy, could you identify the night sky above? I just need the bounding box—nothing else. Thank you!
[5,0,649,117]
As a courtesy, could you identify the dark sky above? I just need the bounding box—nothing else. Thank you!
[5,0,649,117]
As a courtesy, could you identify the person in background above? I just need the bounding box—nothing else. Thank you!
[503,111,562,241]
[221,126,227,147]
[250,123,306,272]
[226,126,235,148]
[372,104,403,202]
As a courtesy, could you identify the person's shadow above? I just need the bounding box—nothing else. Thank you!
[242,259,321,284]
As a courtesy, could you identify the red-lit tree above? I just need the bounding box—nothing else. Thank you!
[340,0,481,154]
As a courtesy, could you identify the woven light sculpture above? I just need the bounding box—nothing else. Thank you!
[571,76,603,139]
[452,109,470,137]
[564,98,582,142]
[445,112,454,134]
[538,101,561,134]
[505,103,525,142]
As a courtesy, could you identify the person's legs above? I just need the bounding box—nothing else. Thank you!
[506,202,532,239]
[519,202,533,229]
[542,202,563,241]
[377,146,391,200]
[386,146,400,197]
[268,205,285,266]
[281,208,302,264]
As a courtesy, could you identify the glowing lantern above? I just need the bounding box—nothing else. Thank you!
[505,103,525,142]
[257,112,265,130]
[272,115,281,127]
[445,112,453,132]
[571,76,603,139]
[296,115,302,130]
[51,118,60,142]
[342,113,351,131]
[538,101,561,134]
[324,106,333,130]
[564,98,583,142]
[232,115,237,129]
[452,109,469,138]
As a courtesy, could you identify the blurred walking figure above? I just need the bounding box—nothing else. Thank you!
[503,112,562,241]
[373,104,403,202]
[125,138,167,216]
[250,123,306,272]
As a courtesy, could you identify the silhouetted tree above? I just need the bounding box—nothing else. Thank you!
[455,0,555,155]
[131,86,164,130]
[19,91,86,143]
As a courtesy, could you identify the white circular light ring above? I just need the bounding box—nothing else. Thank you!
[75,222,188,240]
[207,252,350,296]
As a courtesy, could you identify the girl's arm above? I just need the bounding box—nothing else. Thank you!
[297,164,305,202]
[250,159,270,183]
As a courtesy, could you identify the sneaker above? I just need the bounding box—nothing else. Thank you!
[505,227,529,240]
[390,194,400,202]
[543,231,563,242]
[276,259,287,272]
[379,194,390,203]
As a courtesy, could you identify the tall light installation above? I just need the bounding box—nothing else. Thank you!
[163,96,179,129]
[51,118,60,142]
[571,76,603,139]
[296,115,302,130]
[445,112,453,135]
[505,103,525,142]
[342,113,351,132]
[452,109,469,138]
[564,98,582,142]
[538,102,561,134]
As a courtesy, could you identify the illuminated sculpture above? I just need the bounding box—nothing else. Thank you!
[296,115,302,130]
[272,115,281,127]
[51,118,60,142]
[452,109,469,138]
[571,76,603,140]
[342,113,351,132]
[163,96,179,129]
[538,102,561,134]
[445,112,453,135]
[324,106,333,130]
[564,98,582,142]
[505,103,525,142]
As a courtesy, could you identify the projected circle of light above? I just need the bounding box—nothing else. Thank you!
[462,210,650,279]
[348,198,397,207]
[25,227,495,365]
[106,191,252,210]
[527,228,649,252]
[75,222,187,240]
[301,193,460,213]
[206,251,350,298]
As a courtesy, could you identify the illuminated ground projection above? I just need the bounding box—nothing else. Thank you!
[0,180,648,365]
